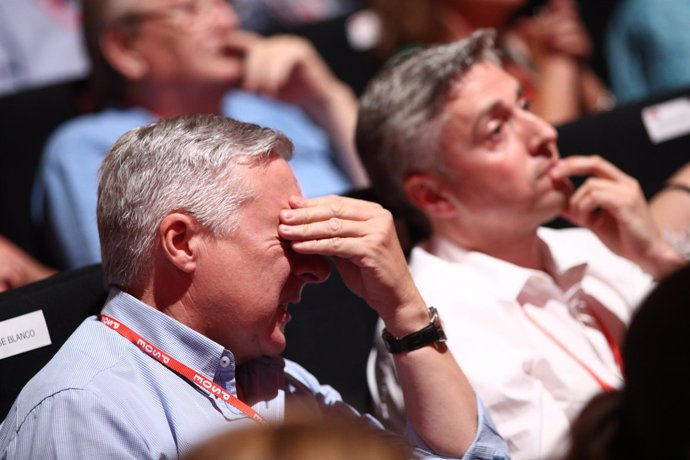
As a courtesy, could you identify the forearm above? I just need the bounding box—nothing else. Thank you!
[650,162,690,234]
[302,82,369,188]
[579,66,615,114]
[531,56,581,125]
[638,239,686,281]
[383,299,477,457]
[279,195,476,455]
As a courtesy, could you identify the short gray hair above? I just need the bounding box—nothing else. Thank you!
[97,114,293,289]
[356,29,500,228]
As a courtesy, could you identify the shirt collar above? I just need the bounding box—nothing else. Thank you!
[427,232,589,303]
[100,288,231,384]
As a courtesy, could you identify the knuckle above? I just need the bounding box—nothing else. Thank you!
[328,217,342,233]
[329,202,344,218]
[330,236,343,250]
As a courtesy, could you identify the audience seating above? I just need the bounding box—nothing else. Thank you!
[0,260,377,419]
[0,264,106,418]
[0,78,91,263]
[1,80,689,421]
[557,86,690,199]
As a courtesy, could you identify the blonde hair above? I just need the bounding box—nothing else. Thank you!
[184,408,412,460]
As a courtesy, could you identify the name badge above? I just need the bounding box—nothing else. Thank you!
[0,310,52,360]
[641,97,690,144]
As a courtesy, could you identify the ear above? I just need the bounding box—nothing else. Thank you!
[100,26,149,80]
[159,213,203,274]
[404,172,456,218]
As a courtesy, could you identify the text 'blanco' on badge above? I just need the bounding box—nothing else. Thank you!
[0,310,52,360]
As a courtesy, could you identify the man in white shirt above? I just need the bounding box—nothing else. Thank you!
[356,30,688,459]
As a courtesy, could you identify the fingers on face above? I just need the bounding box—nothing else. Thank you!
[284,195,383,221]
[278,197,394,256]
[568,176,641,221]
[556,155,628,182]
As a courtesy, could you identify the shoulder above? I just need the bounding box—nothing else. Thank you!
[538,226,653,296]
[538,226,626,267]
[11,318,133,420]
[283,359,343,405]
[538,226,622,268]
[408,244,453,274]
[222,91,324,143]
[1,380,151,459]
[42,108,154,163]
[408,244,489,291]
[609,0,668,30]
[223,90,301,117]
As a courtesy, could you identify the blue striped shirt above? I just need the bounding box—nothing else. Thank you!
[0,289,509,459]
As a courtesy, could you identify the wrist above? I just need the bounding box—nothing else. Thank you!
[382,306,447,354]
[379,296,431,338]
[306,81,356,120]
[664,182,690,196]
[644,241,686,280]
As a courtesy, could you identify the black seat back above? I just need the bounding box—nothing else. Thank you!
[0,264,107,419]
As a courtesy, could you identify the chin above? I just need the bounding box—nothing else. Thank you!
[263,332,287,358]
[534,196,567,224]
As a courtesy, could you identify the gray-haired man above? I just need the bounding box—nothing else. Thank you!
[1,114,508,459]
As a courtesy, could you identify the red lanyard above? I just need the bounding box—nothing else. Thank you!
[520,304,623,393]
[100,314,266,424]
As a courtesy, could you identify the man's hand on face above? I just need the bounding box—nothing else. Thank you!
[277,195,428,332]
[551,155,685,279]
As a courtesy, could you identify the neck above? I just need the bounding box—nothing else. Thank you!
[137,260,196,328]
[433,219,548,272]
[126,81,227,118]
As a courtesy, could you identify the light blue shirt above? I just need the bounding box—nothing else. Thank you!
[605,0,690,104]
[0,0,89,96]
[0,289,509,460]
[32,91,352,269]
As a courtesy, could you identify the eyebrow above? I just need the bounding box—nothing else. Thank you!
[472,83,525,135]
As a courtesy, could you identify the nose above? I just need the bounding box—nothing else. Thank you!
[214,0,240,30]
[520,110,559,159]
[292,253,331,285]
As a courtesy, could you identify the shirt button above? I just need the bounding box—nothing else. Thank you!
[219,356,231,368]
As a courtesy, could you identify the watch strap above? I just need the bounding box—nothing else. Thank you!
[382,307,447,354]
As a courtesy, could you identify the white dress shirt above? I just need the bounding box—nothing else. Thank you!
[369,227,653,460]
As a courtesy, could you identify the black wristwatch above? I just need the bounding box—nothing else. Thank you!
[382,307,447,354]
